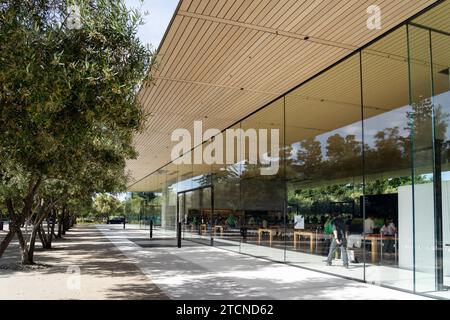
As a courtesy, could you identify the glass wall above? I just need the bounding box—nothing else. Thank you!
[132,1,450,298]
[239,98,285,262]
[432,30,450,292]
[211,124,242,253]
[285,53,364,280]
[361,26,414,290]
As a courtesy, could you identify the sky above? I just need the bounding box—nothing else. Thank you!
[113,1,177,201]
[125,0,179,49]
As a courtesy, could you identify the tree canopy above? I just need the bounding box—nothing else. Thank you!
[0,0,153,264]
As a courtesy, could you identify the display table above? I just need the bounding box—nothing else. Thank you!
[293,230,316,252]
[257,228,276,246]
[365,234,397,263]
[213,225,224,237]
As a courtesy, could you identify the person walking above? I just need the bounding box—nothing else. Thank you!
[322,215,334,256]
[326,213,349,268]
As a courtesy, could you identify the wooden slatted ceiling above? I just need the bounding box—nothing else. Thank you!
[413,0,449,32]
[127,0,437,191]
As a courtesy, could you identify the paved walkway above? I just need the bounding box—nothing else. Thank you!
[99,225,431,300]
[0,225,168,299]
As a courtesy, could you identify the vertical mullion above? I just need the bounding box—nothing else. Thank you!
[283,96,287,264]
[429,29,444,291]
[406,23,417,293]
[359,50,366,283]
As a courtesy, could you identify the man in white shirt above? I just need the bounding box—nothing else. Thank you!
[363,215,376,253]
[364,215,375,234]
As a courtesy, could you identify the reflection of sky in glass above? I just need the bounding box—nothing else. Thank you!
[422,172,450,181]
[435,91,450,140]
[173,173,209,192]
[290,104,412,159]
[288,90,450,177]
[176,179,192,192]
[171,91,449,188]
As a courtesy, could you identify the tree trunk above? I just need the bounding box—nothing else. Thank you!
[47,211,56,249]
[1,200,17,258]
[38,225,47,249]
[27,223,40,263]
[57,209,63,238]
[4,177,42,265]
[5,199,30,263]
[63,210,70,233]
[0,230,15,258]
[16,228,32,265]
[38,227,44,247]
[27,204,50,261]
[57,220,62,238]
[39,223,51,249]
[61,207,66,235]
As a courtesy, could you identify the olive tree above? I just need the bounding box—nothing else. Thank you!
[0,0,153,264]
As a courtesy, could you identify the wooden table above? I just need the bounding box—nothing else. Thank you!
[258,228,276,246]
[213,225,224,237]
[365,234,396,263]
[293,230,316,252]
[200,224,207,235]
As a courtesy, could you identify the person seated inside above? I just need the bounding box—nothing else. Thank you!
[380,217,397,253]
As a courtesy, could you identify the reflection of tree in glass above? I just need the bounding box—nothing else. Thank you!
[326,134,360,163]
[365,127,410,174]
[287,98,450,212]
[288,183,362,216]
[406,98,449,173]
[296,137,322,178]
[213,165,241,211]
[240,161,285,211]
[407,98,448,147]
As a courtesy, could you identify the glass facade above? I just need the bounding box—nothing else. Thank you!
[130,1,450,298]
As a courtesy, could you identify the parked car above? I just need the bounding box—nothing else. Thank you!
[107,216,125,224]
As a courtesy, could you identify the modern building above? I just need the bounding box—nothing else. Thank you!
[126,0,450,299]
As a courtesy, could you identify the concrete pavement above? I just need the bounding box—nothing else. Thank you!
[99,225,431,300]
[0,224,168,300]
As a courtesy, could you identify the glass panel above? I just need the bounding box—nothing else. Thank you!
[164,163,178,234]
[239,99,285,262]
[161,166,170,233]
[361,26,413,290]
[192,141,212,189]
[128,192,142,225]
[154,172,164,227]
[285,53,364,280]
[432,30,450,295]
[177,150,193,192]
[409,25,436,293]
[184,187,212,244]
[160,173,167,230]
[211,124,242,253]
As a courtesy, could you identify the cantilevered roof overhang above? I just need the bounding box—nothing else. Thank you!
[127,0,438,191]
